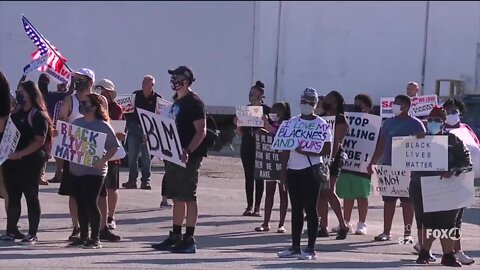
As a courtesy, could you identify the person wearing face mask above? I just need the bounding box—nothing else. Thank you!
[440,98,478,265]
[122,75,162,190]
[235,81,270,217]
[316,90,350,240]
[277,88,332,260]
[408,106,472,267]
[0,80,53,245]
[151,66,206,254]
[367,95,426,243]
[335,94,374,235]
[254,102,291,233]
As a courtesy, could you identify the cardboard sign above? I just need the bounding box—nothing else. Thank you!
[343,113,381,173]
[156,97,172,115]
[392,135,448,171]
[421,171,475,213]
[371,165,411,197]
[321,116,336,163]
[115,94,136,114]
[0,118,21,165]
[449,127,480,178]
[380,95,438,118]
[235,106,264,127]
[272,118,331,153]
[110,120,126,133]
[254,133,281,180]
[51,121,107,167]
[137,108,185,167]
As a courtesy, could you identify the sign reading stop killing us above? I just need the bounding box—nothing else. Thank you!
[271,118,331,153]
[254,133,281,180]
[392,135,448,171]
[51,121,107,167]
[137,108,185,167]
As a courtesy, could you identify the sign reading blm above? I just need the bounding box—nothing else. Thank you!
[254,133,281,180]
[137,108,185,167]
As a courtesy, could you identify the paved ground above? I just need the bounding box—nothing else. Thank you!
[0,154,479,270]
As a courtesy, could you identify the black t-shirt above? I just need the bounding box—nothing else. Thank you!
[11,108,48,156]
[171,92,206,157]
[124,90,162,125]
[240,104,271,147]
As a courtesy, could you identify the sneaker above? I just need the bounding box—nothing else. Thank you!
[13,229,26,240]
[107,217,117,230]
[277,247,302,258]
[0,233,16,241]
[99,228,121,242]
[151,231,183,251]
[68,227,80,242]
[140,182,152,190]
[242,207,253,216]
[298,247,317,260]
[252,207,262,217]
[317,227,330,238]
[416,249,431,265]
[455,250,475,265]
[171,235,197,254]
[160,200,174,208]
[83,239,102,249]
[374,233,391,241]
[336,226,349,240]
[20,234,38,245]
[68,238,87,247]
[122,182,137,189]
[441,252,462,267]
[355,222,368,235]
[413,243,436,262]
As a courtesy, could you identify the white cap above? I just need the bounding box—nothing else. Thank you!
[95,78,115,91]
[72,68,95,82]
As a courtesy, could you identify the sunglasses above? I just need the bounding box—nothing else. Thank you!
[300,99,316,106]
[427,117,443,123]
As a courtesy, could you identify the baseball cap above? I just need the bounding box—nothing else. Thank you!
[72,68,95,82]
[95,79,115,91]
[301,87,319,104]
[168,66,195,83]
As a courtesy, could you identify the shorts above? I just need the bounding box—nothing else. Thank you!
[105,162,120,190]
[165,157,203,202]
[336,173,371,199]
[0,166,7,200]
[329,150,346,177]
[382,196,411,203]
[58,161,72,196]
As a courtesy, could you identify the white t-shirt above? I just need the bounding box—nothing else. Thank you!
[287,115,333,170]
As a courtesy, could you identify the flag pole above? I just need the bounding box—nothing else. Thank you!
[22,14,72,72]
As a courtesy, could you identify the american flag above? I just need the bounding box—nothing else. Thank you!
[22,16,49,56]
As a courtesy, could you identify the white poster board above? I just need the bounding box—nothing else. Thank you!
[371,165,411,197]
[137,108,185,167]
[343,113,382,173]
[421,171,475,213]
[321,116,336,163]
[235,106,264,127]
[51,121,107,167]
[115,94,136,114]
[272,117,331,153]
[156,97,172,115]
[449,127,480,178]
[380,95,438,118]
[110,120,126,133]
[0,118,21,165]
[392,136,448,171]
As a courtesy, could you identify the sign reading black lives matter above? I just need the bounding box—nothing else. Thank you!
[254,133,281,180]
[392,135,448,171]
[137,108,185,167]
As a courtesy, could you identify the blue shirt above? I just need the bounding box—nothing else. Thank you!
[380,115,426,165]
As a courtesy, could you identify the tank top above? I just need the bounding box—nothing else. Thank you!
[67,94,84,123]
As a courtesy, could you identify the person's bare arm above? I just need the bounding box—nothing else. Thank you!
[186,118,207,154]
[332,122,348,158]
[58,95,72,122]
[367,134,385,174]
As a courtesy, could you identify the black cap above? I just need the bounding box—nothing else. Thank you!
[168,66,195,83]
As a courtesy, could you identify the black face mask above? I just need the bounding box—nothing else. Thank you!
[75,79,90,92]
[322,103,331,112]
[170,78,185,91]
[16,92,25,106]
[353,105,363,112]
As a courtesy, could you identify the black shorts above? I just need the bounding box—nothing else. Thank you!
[105,162,120,190]
[58,161,72,196]
[165,157,203,202]
[382,196,412,203]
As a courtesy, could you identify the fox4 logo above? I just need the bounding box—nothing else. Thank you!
[425,228,462,240]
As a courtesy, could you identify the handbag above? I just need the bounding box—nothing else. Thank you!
[307,155,330,185]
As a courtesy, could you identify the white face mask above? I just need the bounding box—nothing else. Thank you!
[392,104,402,116]
[300,104,315,115]
[269,113,279,122]
[445,114,461,126]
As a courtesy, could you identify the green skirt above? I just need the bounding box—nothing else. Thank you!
[336,172,371,199]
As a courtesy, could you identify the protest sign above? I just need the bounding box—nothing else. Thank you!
[110,120,126,133]
[392,135,448,171]
[0,118,21,165]
[23,54,48,75]
[371,165,411,197]
[254,133,281,180]
[156,97,172,115]
[380,95,438,118]
[421,171,475,213]
[321,116,336,162]
[272,118,331,153]
[137,108,185,167]
[51,121,107,167]
[343,113,381,172]
[115,94,136,114]
[449,127,480,178]
[235,106,264,127]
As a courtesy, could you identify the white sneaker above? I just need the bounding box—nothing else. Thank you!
[455,251,475,265]
[277,247,302,258]
[298,249,317,260]
[355,222,368,235]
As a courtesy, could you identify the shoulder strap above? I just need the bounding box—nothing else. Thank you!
[306,154,313,167]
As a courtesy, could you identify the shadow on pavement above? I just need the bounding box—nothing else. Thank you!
[256,259,416,269]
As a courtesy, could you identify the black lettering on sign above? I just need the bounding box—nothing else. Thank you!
[161,121,182,158]
[140,113,160,152]
[254,133,282,180]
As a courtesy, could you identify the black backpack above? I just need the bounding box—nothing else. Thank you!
[196,114,220,152]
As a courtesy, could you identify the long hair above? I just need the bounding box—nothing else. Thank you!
[20,80,53,139]
[87,93,109,122]
[272,102,291,122]
[327,90,345,114]
[0,71,11,116]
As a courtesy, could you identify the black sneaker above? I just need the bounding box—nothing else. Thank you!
[68,238,87,247]
[122,182,137,189]
[317,227,330,238]
[99,228,121,242]
[171,235,197,254]
[151,231,182,251]
[336,227,349,240]
[13,229,26,240]
[83,239,102,249]
[20,234,38,246]
[68,227,80,242]
[140,182,152,190]
[0,233,16,241]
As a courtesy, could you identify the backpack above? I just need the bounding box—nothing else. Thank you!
[27,108,53,159]
[200,115,220,152]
